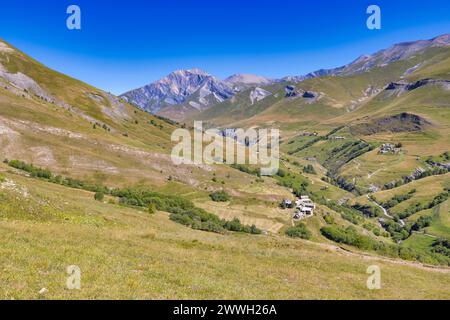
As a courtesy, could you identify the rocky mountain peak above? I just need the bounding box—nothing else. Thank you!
[120,69,234,113]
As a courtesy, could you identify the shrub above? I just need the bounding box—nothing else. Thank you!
[379,219,410,241]
[320,225,377,250]
[6,159,261,236]
[224,218,245,232]
[352,203,382,217]
[8,160,52,179]
[303,164,317,175]
[230,164,259,176]
[276,169,287,177]
[411,216,432,231]
[323,214,334,224]
[397,191,449,219]
[285,223,312,240]
[113,188,259,234]
[432,239,450,258]
[148,203,157,214]
[94,192,104,201]
[381,190,416,209]
[209,190,230,202]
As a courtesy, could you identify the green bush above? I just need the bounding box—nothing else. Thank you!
[432,239,450,258]
[323,214,334,224]
[285,223,312,240]
[276,169,287,177]
[94,192,104,201]
[8,160,52,179]
[8,160,261,236]
[412,216,432,231]
[303,164,317,175]
[209,190,230,202]
[148,203,157,214]
[320,225,376,250]
[397,191,449,219]
[230,164,260,176]
[352,203,382,218]
[380,219,410,242]
[381,189,416,209]
[113,188,260,234]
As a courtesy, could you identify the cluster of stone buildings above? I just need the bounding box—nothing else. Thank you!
[300,131,318,137]
[282,196,316,220]
[379,143,401,155]
[328,136,346,140]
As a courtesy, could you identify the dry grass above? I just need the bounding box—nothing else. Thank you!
[1,171,450,300]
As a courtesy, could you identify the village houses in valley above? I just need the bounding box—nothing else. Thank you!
[282,195,316,220]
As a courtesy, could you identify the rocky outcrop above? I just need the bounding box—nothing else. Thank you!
[284,85,318,100]
[249,87,271,105]
[285,85,298,97]
[0,62,52,101]
[350,113,431,136]
[385,81,409,90]
[302,91,317,99]
[386,79,450,92]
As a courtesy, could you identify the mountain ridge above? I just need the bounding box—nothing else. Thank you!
[285,33,450,81]
[120,34,450,121]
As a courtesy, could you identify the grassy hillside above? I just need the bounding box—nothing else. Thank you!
[1,168,450,300]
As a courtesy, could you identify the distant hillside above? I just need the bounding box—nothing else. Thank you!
[286,34,450,80]
[196,42,450,130]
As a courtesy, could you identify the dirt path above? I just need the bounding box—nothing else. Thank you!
[367,169,381,179]
[312,240,450,274]
[411,230,438,238]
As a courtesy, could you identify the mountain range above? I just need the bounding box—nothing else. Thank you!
[120,69,274,120]
[121,34,450,121]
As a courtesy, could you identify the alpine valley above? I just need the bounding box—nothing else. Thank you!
[0,34,449,299]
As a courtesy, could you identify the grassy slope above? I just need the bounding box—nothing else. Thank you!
[427,200,450,239]
[0,39,291,208]
[335,83,450,190]
[1,169,449,300]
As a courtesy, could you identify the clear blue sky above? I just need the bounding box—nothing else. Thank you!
[1,0,449,94]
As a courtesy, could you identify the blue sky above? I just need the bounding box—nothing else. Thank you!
[1,0,449,94]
